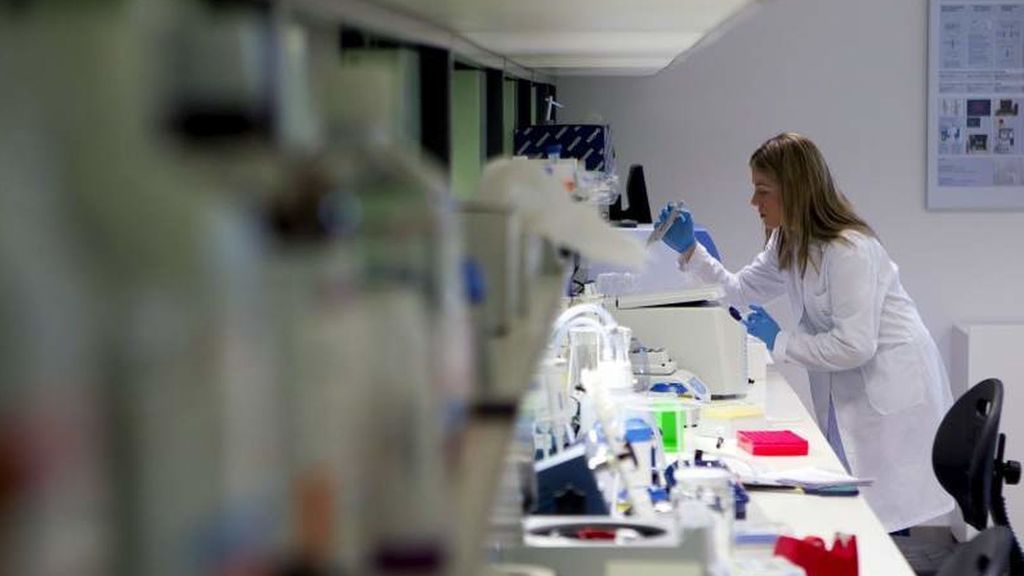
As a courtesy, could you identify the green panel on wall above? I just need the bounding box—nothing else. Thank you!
[452,69,485,199]
[339,48,421,143]
[504,78,517,155]
[530,84,538,125]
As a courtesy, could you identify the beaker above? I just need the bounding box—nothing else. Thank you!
[595,272,636,297]
[567,325,601,393]
[567,326,601,434]
[674,467,734,574]
[620,393,698,454]
[533,358,572,455]
[599,325,635,393]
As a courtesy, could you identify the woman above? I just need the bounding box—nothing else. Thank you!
[656,132,954,532]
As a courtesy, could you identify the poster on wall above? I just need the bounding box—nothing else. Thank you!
[928,0,1024,209]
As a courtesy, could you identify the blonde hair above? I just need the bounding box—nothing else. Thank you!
[749,132,873,275]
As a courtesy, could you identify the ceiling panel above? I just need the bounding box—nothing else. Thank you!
[374,0,752,32]
[311,0,759,76]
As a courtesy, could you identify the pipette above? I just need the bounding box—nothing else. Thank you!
[646,201,686,247]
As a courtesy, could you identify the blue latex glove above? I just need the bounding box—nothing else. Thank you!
[655,204,695,254]
[743,304,781,351]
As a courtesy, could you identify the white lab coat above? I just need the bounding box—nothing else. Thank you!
[681,229,954,532]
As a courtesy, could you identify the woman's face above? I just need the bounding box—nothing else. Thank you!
[750,168,782,229]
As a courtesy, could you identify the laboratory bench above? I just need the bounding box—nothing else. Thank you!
[491,366,916,575]
[721,367,916,575]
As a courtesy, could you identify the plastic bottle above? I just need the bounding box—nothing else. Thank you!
[296,40,473,576]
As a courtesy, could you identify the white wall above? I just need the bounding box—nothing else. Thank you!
[558,0,1024,408]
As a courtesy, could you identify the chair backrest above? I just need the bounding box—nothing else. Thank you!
[936,525,1015,576]
[932,378,1004,531]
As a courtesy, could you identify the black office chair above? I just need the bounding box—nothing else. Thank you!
[937,526,1015,576]
[894,378,1022,575]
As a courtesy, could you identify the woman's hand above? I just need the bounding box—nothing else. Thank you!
[656,204,695,254]
[743,304,781,351]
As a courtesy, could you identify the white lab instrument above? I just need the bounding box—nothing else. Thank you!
[611,288,749,398]
[629,346,677,375]
[478,157,645,269]
[642,369,712,404]
[545,303,660,514]
[460,200,524,336]
[494,516,708,576]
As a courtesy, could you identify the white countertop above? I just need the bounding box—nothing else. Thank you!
[700,368,915,576]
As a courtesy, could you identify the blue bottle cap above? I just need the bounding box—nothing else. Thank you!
[624,418,654,442]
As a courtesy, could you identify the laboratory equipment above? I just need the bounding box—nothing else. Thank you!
[594,271,637,297]
[736,430,809,456]
[629,345,677,375]
[646,202,684,246]
[656,402,698,454]
[543,95,564,123]
[619,393,701,454]
[534,444,609,515]
[476,157,644,271]
[513,124,614,173]
[623,418,662,488]
[544,303,655,515]
[599,324,635,393]
[648,370,711,404]
[459,200,524,337]
[729,306,744,322]
[530,359,573,458]
[493,516,708,576]
[611,288,749,398]
[512,124,619,205]
[674,467,735,574]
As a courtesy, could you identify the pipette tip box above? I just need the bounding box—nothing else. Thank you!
[736,430,808,456]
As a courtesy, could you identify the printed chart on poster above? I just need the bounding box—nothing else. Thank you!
[929,0,1024,209]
